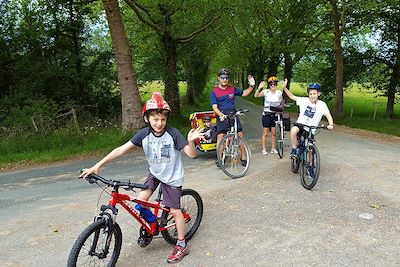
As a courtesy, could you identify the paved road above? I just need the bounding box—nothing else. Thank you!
[1,98,399,266]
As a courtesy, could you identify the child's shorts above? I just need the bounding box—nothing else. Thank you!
[144,173,182,209]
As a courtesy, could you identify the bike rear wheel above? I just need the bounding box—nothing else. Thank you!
[161,189,203,245]
[300,144,321,190]
[67,218,122,267]
[276,123,284,158]
[217,134,251,179]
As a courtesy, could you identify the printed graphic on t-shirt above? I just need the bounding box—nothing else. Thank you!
[161,144,171,158]
[304,105,316,119]
[148,140,171,163]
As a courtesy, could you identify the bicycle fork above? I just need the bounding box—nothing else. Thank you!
[90,207,117,258]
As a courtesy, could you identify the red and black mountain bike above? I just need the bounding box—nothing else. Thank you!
[67,173,203,267]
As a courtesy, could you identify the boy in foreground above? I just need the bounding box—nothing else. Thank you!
[80,92,203,264]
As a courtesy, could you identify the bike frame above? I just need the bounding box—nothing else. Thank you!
[101,187,190,236]
[226,112,239,137]
[275,113,284,140]
[295,125,327,167]
[221,111,244,156]
[298,126,317,155]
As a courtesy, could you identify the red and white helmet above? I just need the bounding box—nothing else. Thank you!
[142,92,171,115]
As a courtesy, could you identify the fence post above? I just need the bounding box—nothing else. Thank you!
[31,117,39,132]
[350,105,354,120]
[71,108,81,134]
[373,104,378,121]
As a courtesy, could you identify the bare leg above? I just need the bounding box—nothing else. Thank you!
[261,127,269,151]
[271,127,277,150]
[290,126,300,149]
[136,188,153,202]
[238,131,247,160]
[216,132,226,160]
[170,208,185,240]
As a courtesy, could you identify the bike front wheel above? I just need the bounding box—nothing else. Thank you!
[291,148,300,173]
[276,123,284,159]
[217,134,251,179]
[300,144,321,190]
[67,218,122,267]
[161,189,203,245]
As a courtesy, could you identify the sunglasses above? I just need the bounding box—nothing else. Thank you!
[268,82,277,86]
[220,76,229,80]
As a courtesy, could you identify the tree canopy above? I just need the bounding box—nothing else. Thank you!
[0,0,398,133]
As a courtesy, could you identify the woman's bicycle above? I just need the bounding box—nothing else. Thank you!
[67,173,203,267]
[274,112,285,158]
[265,102,291,159]
[217,109,251,179]
[290,123,329,190]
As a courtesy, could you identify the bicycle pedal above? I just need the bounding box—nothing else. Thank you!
[137,236,153,248]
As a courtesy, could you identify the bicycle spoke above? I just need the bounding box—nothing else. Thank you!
[217,135,250,178]
[300,144,320,190]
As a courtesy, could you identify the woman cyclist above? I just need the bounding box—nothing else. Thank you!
[254,75,283,155]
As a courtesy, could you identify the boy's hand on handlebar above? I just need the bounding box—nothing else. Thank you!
[219,114,227,121]
[79,166,99,179]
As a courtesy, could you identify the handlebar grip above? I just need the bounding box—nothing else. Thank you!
[84,173,148,190]
[128,183,148,190]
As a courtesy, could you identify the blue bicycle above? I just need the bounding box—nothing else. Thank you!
[291,123,328,190]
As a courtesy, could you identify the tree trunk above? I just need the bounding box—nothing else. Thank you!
[248,45,266,83]
[195,64,209,98]
[386,20,399,119]
[268,55,280,77]
[334,40,344,117]
[386,63,398,119]
[102,0,143,131]
[68,0,84,98]
[330,0,344,117]
[162,33,180,117]
[186,73,195,105]
[284,53,293,89]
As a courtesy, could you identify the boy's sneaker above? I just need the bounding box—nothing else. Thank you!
[307,166,315,179]
[167,245,189,264]
[262,149,268,155]
[240,159,247,167]
[270,149,278,154]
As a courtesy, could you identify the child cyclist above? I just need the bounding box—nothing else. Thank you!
[282,78,334,157]
[254,75,284,155]
[80,92,204,264]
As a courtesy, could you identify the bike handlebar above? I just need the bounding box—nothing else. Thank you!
[294,123,329,130]
[236,109,249,115]
[83,172,148,190]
